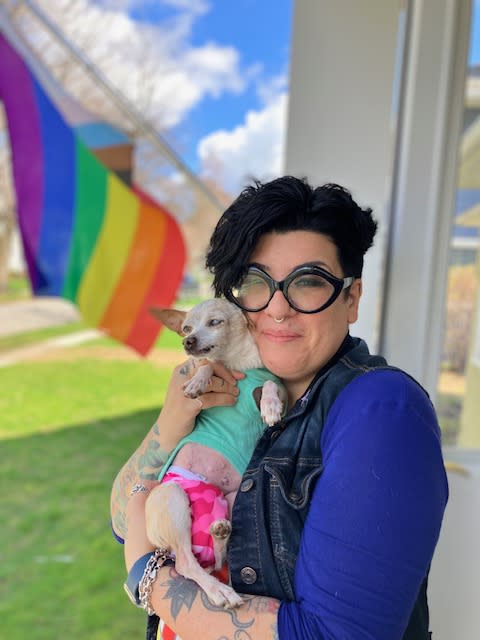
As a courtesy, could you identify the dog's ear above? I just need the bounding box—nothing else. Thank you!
[149,307,187,335]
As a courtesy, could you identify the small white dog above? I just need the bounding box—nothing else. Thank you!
[146,298,284,607]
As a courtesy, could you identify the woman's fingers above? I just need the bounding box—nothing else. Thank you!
[203,374,240,396]
[183,358,245,385]
[198,391,239,410]
[208,360,245,384]
[170,358,243,413]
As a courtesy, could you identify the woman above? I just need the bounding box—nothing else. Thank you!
[111,176,448,640]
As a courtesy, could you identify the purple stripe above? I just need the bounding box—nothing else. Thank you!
[33,78,76,295]
[0,35,43,290]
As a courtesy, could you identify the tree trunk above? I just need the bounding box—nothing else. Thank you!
[0,211,14,292]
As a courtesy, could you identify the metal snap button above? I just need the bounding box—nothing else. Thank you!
[240,566,257,584]
[240,478,254,492]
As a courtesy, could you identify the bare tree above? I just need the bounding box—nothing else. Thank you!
[0,107,16,292]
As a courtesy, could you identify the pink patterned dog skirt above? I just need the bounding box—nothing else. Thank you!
[162,468,229,568]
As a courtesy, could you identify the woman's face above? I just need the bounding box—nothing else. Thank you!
[246,230,362,405]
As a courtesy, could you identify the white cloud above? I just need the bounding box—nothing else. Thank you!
[14,0,289,199]
[197,91,288,196]
[28,0,250,129]
[256,72,289,106]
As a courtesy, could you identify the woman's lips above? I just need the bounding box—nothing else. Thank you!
[262,328,299,342]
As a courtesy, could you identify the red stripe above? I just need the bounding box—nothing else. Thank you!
[125,201,186,355]
[161,624,177,640]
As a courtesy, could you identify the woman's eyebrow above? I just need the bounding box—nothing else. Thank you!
[248,260,332,272]
[301,261,331,270]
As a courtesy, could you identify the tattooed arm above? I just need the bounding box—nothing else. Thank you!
[151,565,280,640]
[110,417,173,541]
[110,359,242,541]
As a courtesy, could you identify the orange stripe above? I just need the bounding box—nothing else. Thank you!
[99,199,167,342]
[125,207,186,355]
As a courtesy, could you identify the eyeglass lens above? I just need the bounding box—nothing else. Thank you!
[231,270,337,312]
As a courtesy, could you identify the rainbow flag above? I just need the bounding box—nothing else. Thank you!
[0,30,186,355]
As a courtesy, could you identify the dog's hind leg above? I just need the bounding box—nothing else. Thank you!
[209,518,232,571]
[145,483,243,608]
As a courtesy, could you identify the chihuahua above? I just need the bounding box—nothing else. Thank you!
[145,298,284,608]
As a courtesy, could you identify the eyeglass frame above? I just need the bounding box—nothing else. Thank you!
[226,264,355,314]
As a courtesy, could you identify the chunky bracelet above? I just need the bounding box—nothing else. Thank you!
[138,547,170,615]
[130,483,150,496]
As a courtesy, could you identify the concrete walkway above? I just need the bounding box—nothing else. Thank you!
[0,297,99,366]
[0,297,80,337]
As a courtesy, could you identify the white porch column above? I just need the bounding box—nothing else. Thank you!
[285,0,402,351]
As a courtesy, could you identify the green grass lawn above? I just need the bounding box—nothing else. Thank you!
[0,356,176,638]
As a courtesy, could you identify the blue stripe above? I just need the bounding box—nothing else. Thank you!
[33,79,76,296]
[74,122,130,148]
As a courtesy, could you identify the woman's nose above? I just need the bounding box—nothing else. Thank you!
[266,289,292,317]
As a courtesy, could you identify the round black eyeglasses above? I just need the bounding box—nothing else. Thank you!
[226,265,355,314]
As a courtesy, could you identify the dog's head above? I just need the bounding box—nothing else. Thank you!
[150,299,258,368]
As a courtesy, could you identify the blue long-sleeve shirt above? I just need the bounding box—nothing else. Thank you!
[278,369,448,639]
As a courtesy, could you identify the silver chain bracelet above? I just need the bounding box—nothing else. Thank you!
[138,547,170,615]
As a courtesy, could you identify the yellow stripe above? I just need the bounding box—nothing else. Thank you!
[77,174,138,325]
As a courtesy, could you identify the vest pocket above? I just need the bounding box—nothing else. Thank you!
[264,460,322,510]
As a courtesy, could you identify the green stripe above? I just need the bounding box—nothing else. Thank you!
[62,140,107,301]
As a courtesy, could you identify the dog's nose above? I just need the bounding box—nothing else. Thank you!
[183,335,197,350]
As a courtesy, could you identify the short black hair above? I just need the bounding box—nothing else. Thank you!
[205,175,378,297]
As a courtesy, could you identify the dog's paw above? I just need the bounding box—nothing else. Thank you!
[183,366,212,399]
[210,519,231,570]
[205,581,244,609]
[209,519,232,541]
[260,380,284,426]
[183,377,208,398]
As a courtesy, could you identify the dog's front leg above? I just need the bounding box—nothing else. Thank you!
[259,380,285,426]
[183,362,214,398]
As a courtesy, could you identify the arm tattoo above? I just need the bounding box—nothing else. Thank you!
[161,570,254,631]
[179,359,194,376]
[138,440,168,480]
[111,420,169,538]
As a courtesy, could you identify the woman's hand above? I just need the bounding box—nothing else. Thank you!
[157,358,244,452]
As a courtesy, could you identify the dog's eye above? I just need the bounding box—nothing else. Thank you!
[182,325,192,334]
[208,318,224,327]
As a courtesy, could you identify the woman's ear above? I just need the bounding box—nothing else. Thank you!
[347,279,362,324]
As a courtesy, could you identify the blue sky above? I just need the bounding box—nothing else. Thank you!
[129,0,292,137]
[117,0,480,194]
[52,0,480,199]
[118,0,293,191]
[174,0,292,169]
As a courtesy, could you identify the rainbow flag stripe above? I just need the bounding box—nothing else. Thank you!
[0,33,186,355]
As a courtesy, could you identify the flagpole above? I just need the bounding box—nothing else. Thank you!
[12,0,224,213]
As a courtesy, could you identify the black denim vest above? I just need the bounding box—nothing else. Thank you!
[228,335,431,639]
